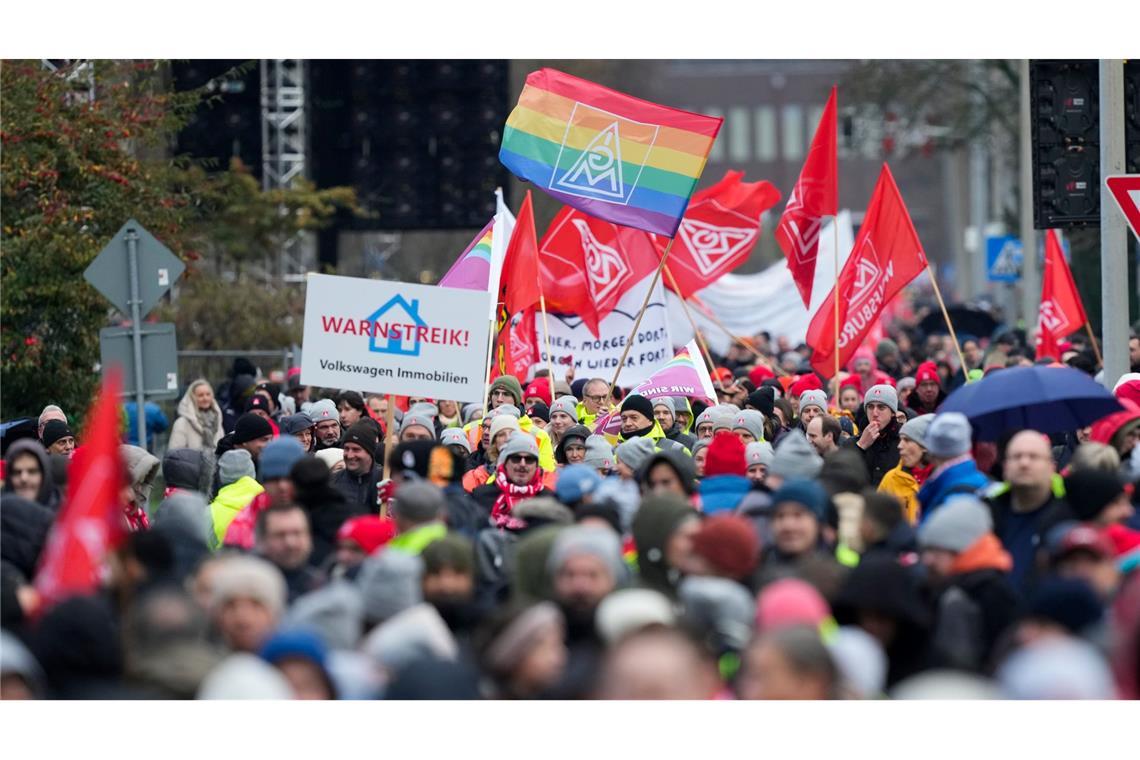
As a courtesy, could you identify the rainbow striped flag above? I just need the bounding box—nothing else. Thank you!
[500,68,723,237]
[440,219,495,290]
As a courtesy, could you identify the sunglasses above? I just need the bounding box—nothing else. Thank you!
[506,454,537,465]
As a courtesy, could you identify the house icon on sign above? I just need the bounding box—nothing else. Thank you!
[367,295,426,356]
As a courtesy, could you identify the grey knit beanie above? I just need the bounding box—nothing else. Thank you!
[547,525,625,583]
[583,435,616,471]
[899,414,936,449]
[616,436,656,471]
[652,396,676,417]
[217,449,255,486]
[917,495,992,552]
[745,441,775,468]
[769,429,823,480]
[550,396,580,421]
[926,412,973,459]
[355,550,423,625]
[732,409,767,441]
[391,481,446,523]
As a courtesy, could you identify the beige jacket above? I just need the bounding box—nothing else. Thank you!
[168,380,224,451]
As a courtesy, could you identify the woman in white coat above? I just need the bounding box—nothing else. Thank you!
[169,379,224,453]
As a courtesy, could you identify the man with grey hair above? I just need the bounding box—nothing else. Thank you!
[579,378,611,428]
[388,481,448,555]
[37,405,67,442]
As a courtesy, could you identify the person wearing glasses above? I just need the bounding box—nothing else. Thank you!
[576,378,612,430]
[471,433,552,527]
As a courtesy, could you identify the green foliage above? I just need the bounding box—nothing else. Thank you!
[1,60,357,422]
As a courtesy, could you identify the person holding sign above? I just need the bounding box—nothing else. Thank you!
[332,420,383,515]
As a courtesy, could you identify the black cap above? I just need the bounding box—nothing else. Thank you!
[232,413,274,445]
[41,419,74,448]
[620,393,655,422]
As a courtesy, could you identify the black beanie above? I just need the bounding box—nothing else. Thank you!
[232,413,273,444]
[747,387,776,418]
[528,401,551,423]
[41,419,75,448]
[1064,469,1126,521]
[620,393,655,422]
[245,394,273,415]
[343,420,379,459]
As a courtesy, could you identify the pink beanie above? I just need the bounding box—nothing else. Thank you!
[755,578,831,631]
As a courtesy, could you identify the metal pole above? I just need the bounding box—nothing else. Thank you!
[126,228,148,449]
[1100,59,1128,389]
[1019,59,1039,332]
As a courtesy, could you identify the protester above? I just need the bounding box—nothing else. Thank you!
[847,384,902,487]
[878,413,934,523]
[332,420,382,515]
[917,413,990,520]
[41,420,76,457]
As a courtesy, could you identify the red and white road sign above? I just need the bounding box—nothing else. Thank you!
[1106,174,1140,242]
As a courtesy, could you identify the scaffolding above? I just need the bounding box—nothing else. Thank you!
[260,59,311,283]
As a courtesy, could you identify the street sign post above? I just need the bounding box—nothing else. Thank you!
[84,219,184,446]
[1105,174,1140,243]
[986,236,1023,282]
[99,323,180,399]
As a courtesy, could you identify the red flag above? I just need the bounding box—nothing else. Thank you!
[655,170,782,299]
[34,369,129,611]
[491,305,539,381]
[776,87,838,308]
[500,191,542,316]
[807,164,927,378]
[1036,229,1088,361]
[539,206,659,338]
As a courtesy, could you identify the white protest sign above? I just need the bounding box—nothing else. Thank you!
[537,273,673,386]
[301,273,491,401]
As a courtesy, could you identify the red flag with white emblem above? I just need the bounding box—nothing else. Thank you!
[1035,229,1087,361]
[776,87,838,308]
[807,164,926,378]
[34,369,129,612]
[538,206,659,338]
[653,170,781,299]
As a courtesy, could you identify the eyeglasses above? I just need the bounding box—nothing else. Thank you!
[584,394,608,404]
[506,454,537,465]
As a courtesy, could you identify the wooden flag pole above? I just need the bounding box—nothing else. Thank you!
[609,237,675,393]
[1083,321,1104,368]
[663,263,724,390]
[480,315,498,417]
[832,217,842,400]
[539,293,558,387]
[380,394,395,518]
[925,263,971,381]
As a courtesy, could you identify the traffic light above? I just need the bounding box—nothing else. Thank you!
[1030,60,1099,229]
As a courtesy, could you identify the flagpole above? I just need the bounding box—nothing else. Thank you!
[480,314,498,417]
[380,394,395,519]
[925,263,971,381]
[663,263,723,390]
[609,237,675,393]
[1083,321,1104,368]
[539,294,558,387]
[832,217,841,399]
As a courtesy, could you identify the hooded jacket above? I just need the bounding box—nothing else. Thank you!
[209,476,265,548]
[169,380,225,452]
[162,448,214,496]
[927,534,1021,673]
[3,438,58,509]
[631,493,698,599]
[1,494,55,578]
[918,458,990,522]
[878,462,921,524]
[555,424,592,465]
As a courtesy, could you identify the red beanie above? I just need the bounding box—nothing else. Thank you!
[524,377,552,406]
[704,430,748,477]
[915,361,940,386]
[748,364,775,387]
[691,515,760,580]
[336,516,397,554]
[839,374,862,394]
[788,373,823,398]
[1115,377,1140,407]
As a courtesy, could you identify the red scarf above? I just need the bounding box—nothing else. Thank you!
[491,465,544,529]
[910,462,934,486]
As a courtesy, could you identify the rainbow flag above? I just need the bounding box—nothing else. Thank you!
[500,68,723,237]
[440,219,495,290]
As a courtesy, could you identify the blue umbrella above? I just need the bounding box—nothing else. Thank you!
[938,366,1124,441]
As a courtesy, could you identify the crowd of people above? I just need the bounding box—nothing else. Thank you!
[2,328,1140,700]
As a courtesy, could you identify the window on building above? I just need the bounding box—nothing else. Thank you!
[782,104,803,161]
[728,106,750,163]
[754,106,777,161]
